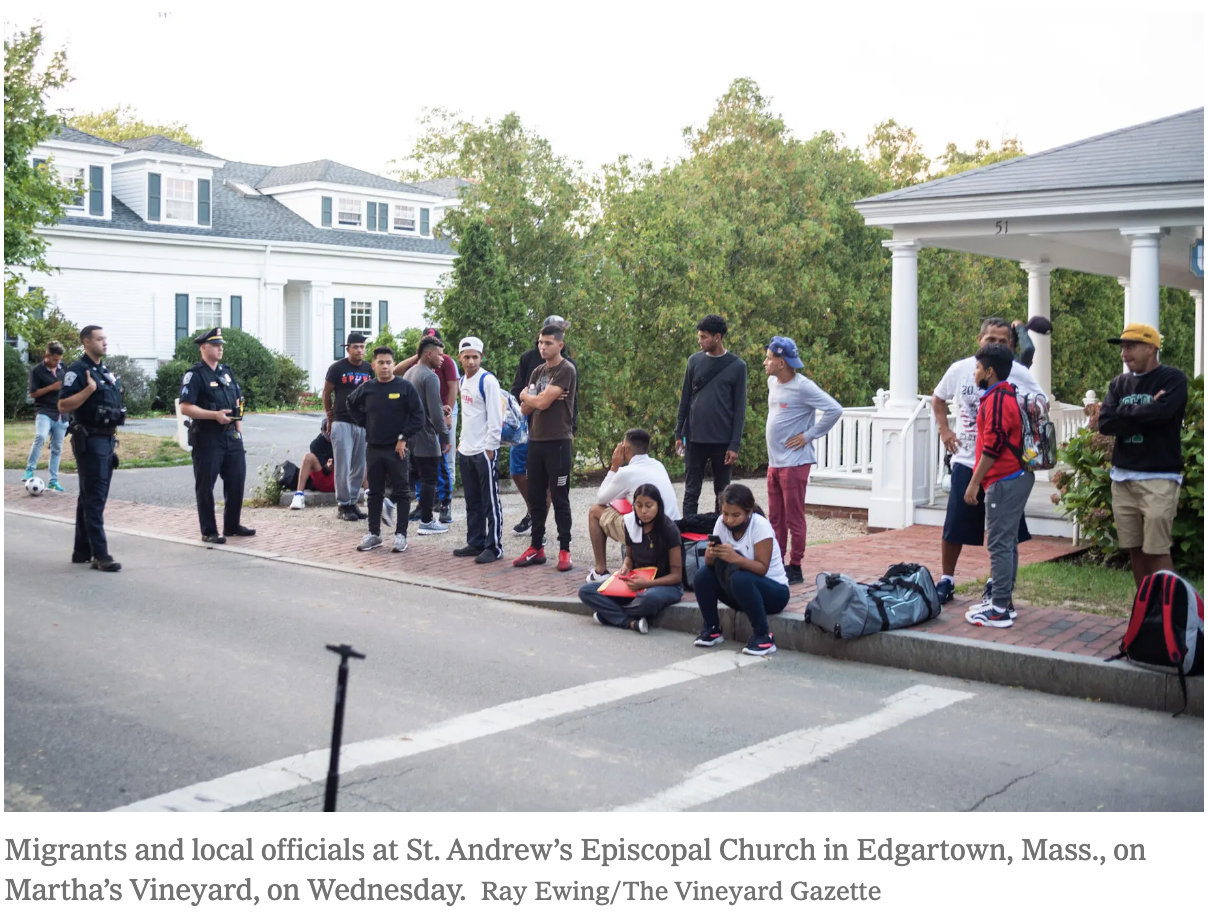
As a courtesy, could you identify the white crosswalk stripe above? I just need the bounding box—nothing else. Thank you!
[113,650,766,812]
[615,684,975,812]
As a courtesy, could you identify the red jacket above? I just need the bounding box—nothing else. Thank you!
[975,381,1024,487]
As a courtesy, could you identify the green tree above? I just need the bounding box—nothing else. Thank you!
[398,108,591,363]
[22,304,82,364]
[68,104,202,148]
[428,214,528,381]
[4,24,74,338]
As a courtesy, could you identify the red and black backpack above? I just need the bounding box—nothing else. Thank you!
[1108,571,1204,716]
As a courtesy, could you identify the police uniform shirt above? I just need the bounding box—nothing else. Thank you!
[180,362,243,432]
[60,355,123,428]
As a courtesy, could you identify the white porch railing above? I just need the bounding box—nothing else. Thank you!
[812,406,876,482]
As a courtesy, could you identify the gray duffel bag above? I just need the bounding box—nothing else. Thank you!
[804,572,884,639]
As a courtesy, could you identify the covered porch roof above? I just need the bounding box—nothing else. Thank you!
[855,107,1204,291]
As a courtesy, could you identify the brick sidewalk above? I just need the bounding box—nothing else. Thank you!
[6,484,1125,661]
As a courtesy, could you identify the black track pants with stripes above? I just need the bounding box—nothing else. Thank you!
[458,450,502,555]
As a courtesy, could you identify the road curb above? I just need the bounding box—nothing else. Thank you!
[9,507,1200,717]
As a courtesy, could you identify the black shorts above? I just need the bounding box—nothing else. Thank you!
[943,462,1031,546]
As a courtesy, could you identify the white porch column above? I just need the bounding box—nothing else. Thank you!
[1117,277,1131,373]
[1193,289,1203,377]
[1121,227,1167,330]
[261,282,285,352]
[1021,260,1053,398]
[309,282,333,393]
[883,240,921,408]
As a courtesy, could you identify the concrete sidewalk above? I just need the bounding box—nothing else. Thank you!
[6,484,1199,716]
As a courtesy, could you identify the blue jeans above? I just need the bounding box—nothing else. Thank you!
[578,582,684,628]
[27,413,69,482]
[444,401,458,498]
[694,563,790,636]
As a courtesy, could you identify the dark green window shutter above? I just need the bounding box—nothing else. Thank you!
[230,295,242,329]
[148,173,161,221]
[175,294,189,343]
[378,300,388,330]
[420,208,430,235]
[89,166,104,215]
[378,202,388,230]
[321,196,332,227]
[333,298,345,360]
[198,178,211,225]
[366,201,377,231]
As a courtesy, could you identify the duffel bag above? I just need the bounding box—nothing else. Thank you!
[804,572,884,639]
[866,563,941,629]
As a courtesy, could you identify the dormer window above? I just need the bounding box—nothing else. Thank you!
[393,204,416,232]
[165,177,195,221]
[337,197,361,227]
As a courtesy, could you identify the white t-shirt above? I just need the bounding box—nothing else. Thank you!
[458,370,503,455]
[596,454,682,521]
[933,356,1042,469]
[711,512,788,587]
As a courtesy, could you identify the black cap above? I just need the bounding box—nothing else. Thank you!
[345,332,367,345]
[194,327,224,345]
[422,327,441,341]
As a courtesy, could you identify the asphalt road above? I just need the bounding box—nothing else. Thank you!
[4,515,1203,813]
[6,411,327,507]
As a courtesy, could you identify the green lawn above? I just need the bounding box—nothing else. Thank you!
[4,420,190,471]
[960,560,1205,617]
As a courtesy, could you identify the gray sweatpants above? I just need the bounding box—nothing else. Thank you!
[985,470,1035,610]
[330,421,366,506]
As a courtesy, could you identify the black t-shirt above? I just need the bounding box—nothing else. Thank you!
[310,433,334,468]
[325,359,373,423]
[29,361,65,420]
[626,516,682,578]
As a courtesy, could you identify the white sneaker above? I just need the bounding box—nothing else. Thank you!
[633,617,649,635]
[382,498,396,530]
[289,493,306,510]
[592,613,604,625]
[391,533,409,553]
[418,518,449,535]
[357,533,383,552]
[587,568,611,582]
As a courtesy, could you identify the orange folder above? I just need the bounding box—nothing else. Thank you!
[597,567,658,598]
[610,497,633,515]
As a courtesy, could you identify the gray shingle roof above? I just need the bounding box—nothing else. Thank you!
[119,134,222,160]
[57,160,455,257]
[860,108,1204,204]
[50,125,126,150]
[256,159,438,197]
[410,177,474,197]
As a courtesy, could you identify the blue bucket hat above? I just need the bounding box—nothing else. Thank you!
[767,336,804,369]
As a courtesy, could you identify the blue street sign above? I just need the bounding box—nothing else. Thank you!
[1193,239,1204,278]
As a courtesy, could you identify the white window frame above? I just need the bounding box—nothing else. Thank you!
[337,197,362,227]
[63,166,86,210]
[393,203,416,233]
[194,295,223,331]
[348,300,373,339]
[164,176,195,222]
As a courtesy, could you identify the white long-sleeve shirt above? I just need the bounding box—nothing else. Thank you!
[595,454,681,521]
[458,369,504,455]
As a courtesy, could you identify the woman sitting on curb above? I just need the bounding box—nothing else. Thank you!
[693,483,790,657]
[578,483,684,634]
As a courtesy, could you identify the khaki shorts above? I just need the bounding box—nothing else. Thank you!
[599,506,626,542]
[1111,478,1181,555]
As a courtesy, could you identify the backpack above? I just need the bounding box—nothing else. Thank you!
[276,460,300,492]
[462,372,528,447]
[681,537,710,591]
[1108,570,1204,716]
[1014,389,1058,470]
[804,563,941,639]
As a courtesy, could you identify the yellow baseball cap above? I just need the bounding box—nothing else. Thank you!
[1107,323,1161,348]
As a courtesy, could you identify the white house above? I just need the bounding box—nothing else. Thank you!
[15,126,465,391]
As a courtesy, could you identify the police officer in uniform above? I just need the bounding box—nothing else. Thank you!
[179,328,257,544]
[58,325,125,572]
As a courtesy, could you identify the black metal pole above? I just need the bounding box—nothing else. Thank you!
[324,643,365,812]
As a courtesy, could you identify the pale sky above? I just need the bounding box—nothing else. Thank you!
[14,1,1206,181]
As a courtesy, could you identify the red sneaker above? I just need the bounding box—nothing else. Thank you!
[513,546,546,567]
[557,550,573,572]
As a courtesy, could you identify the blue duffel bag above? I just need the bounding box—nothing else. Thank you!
[805,563,940,639]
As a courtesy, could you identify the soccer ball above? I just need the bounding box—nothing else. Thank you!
[25,477,46,496]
